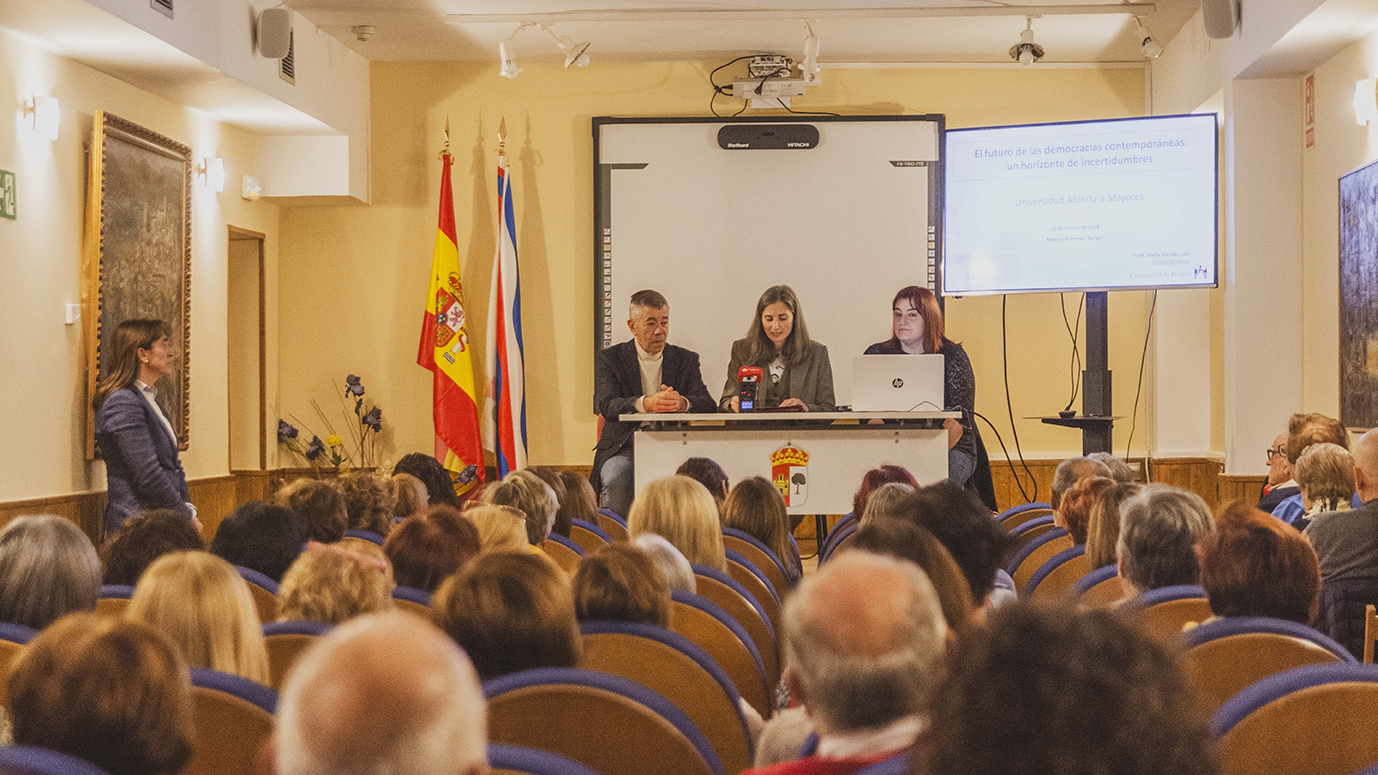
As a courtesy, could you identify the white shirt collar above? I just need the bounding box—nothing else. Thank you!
[634,339,663,363]
[135,379,156,397]
[816,715,926,759]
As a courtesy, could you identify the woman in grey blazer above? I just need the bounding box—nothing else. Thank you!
[719,285,835,412]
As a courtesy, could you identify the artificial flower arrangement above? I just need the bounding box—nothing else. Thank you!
[278,374,384,472]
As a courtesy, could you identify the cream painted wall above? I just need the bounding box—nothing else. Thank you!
[279,61,1148,468]
[0,27,280,501]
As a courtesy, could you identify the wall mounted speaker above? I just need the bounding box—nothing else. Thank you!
[1201,0,1239,40]
[258,8,293,59]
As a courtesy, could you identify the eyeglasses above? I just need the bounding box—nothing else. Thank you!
[1267,447,1286,461]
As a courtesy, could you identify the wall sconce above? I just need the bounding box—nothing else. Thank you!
[23,96,59,141]
[1356,78,1378,125]
[198,157,225,192]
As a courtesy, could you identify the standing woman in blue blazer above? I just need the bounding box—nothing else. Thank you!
[93,319,198,535]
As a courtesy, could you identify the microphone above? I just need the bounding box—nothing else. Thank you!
[737,366,763,412]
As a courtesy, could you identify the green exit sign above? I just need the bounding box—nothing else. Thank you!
[0,169,14,220]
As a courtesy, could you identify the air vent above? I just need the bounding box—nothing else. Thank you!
[280,30,295,84]
[151,0,173,19]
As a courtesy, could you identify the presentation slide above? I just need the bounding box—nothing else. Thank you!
[943,114,1218,295]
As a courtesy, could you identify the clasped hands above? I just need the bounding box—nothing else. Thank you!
[645,385,687,413]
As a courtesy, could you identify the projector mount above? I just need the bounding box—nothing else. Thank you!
[731,54,812,109]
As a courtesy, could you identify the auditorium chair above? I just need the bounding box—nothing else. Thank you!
[1213,663,1378,775]
[0,746,111,775]
[1070,565,1131,609]
[818,513,855,557]
[234,566,281,624]
[1006,529,1073,594]
[485,667,724,775]
[596,512,631,543]
[391,585,432,619]
[0,623,35,709]
[1317,577,1378,660]
[186,668,277,775]
[692,565,778,690]
[95,584,133,618]
[568,519,612,555]
[722,528,790,598]
[262,620,334,690]
[1128,585,1213,641]
[995,502,1054,533]
[488,743,601,775]
[342,528,385,546]
[542,534,583,574]
[1008,515,1058,544]
[1024,545,1092,602]
[725,549,781,636]
[818,523,858,565]
[670,590,771,717]
[1183,617,1353,712]
[580,621,754,774]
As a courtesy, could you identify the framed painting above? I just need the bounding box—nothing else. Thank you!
[83,111,192,457]
[1340,157,1378,431]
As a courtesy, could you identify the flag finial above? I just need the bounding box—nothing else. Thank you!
[497,117,507,160]
[439,116,452,160]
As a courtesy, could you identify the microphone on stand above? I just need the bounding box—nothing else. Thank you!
[737,366,763,412]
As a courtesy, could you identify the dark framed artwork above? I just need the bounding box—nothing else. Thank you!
[1340,157,1378,431]
[83,111,192,457]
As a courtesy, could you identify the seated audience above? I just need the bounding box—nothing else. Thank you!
[629,475,727,571]
[390,472,430,523]
[392,452,460,506]
[572,543,670,626]
[1292,442,1355,530]
[1258,431,1300,513]
[7,613,193,775]
[1197,501,1319,625]
[529,466,572,537]
[1305,428,1378,583]
[843,518,975,634]
[858,482,916,525]
[902,482,1017,609]
[1087,452,1136,483]
[465,504,531,554]
[723,476,803,586]
[278,543,394,624]
[677,457,731,513]
[749,552,946,774]
[275,612,487,775]
[383,505,481,593]
[126,551,271,684]
[209,500,306,582]
[632,533,697,593]
[484,470,558,546]
[1084,482,1142,569]
[337,471,397,537]
[1272,412,1351,524]
[101,509,205,587]
[1050,456,1114,520]
[557,470,602,529]
[431,552,581,680]
[1116,484,1213,593]
[1056,475,1116,545]
[852,465,919,521]
[918,605,1215,775]
[275,478,348,544]
[0,515,101,630]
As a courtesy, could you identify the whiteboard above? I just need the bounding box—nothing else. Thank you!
[593,116,944,407]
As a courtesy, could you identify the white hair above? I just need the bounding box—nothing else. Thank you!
[632,533,696,594]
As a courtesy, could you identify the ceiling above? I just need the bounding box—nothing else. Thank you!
[288,0,1201,65]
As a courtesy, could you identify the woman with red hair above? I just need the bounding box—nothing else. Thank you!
[1057,476,1116,545]
[852,464,919,519]
[1197,500,1320,625]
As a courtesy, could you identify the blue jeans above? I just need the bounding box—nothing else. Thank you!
[600,448,635,519]
[949,445,977,488]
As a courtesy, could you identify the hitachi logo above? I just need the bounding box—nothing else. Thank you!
[787,142,811,147]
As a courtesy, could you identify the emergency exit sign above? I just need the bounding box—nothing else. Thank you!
[0,169,14,220]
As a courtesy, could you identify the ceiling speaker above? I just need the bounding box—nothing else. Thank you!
[1201,0,1239,40]
[258,8,293,59]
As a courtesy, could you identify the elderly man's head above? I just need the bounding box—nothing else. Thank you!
[1267,432,1292,487]
[1117,484,1213,593]
[782,552,946,736]
[1354,429,1378,503]
[275,612,487,775]
[627,289,670,356]
[1050,457,1113,511]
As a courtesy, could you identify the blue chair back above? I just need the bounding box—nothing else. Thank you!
[1005,527,1069,575]
[546,532,585,556]
[691,564,773,639]
[392,585,433,607]
[579,620,746,712]
[98,584,134,600]
[189,667,278,714]
[0,622,35,646]
[235,566,281,595]
[570,518,612,542]
[0,746,112,775]
[1129,584,1209,609]
[996,501,1052,522]
[722,527,789,580]
[854,754,912,775]
[1072,564,1119,594]
[1008,514,1055,537]
[724,548,780,605]
[1186,616,1355,662]
[821,513,856,553]
[343,529,385,546]
[597,507,626,525]
[1023,544,1086,599]
[819,523,858,564]
[487,744,602,775]
[671,590,766,680]
[262,620,334,638]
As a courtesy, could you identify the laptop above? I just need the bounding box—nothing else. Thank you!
[851,355,945,412]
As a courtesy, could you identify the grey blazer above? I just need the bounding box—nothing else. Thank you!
[718,339,836,412]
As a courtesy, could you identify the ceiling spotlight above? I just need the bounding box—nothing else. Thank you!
[541,24,590,69]
[499,23,530,79]
[1135,18,1163,59]
[1009,16,1044,66]
[799,21,821,85]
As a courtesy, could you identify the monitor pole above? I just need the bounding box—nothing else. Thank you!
[1039,290,1116,454]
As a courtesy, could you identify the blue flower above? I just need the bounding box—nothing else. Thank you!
[277,419,299,442]
[345,374,366,397]
[345,374,361,386]
[363,406,382,432]
[304,435,325,461]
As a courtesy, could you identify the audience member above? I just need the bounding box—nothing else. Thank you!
[7,614,193,775]
[338,472,397,537]
[629,475,727,571]
[749,553,945,774]
[1292,442,1355,530]
[278,543,394,624]
[100,509,205,587]
[464,504,531,554]
[903,482,1017,607]
[1056,475,1115,545]
[843,518,975,634]
[723,476,803,586]
[275,478,348,544]
[1117,484,1213,593]
[275,612,487,775]
[1050,456,1113,516]
[1305,428,1378,583]
[126,551,271,684]
[859,482,916,525]
[677,457,731,513]
[383,506,481,593]
[918,605,1215,775]
[1084,482,1141,569]
[0,515,101,630]
[1258,431,1300,513]
[1197,501,1319,625]
[1273,413,1351,524]
[572,543,670,626]
[528,466,572,537]
[852,465,919,521]
[1087,452,1136,483]
[484,470,558,546]
[632,533,697,593]
[557,470,602,531]
[391,473,430,523]
[392,452,460,506]
[209,500,306,582]
[431,552,581,681]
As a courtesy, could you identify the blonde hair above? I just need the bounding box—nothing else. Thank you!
[1295,442,1356,509]
[483,470,558,545]
[127,551,270,685]
[278,545,394,625]
[465,505,530,554]
[628,476,725,571]
[392,473,429,522]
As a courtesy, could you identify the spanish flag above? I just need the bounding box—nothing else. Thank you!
[417,147,484,496]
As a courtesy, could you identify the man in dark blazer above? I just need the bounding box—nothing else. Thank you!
[591,290,715,517]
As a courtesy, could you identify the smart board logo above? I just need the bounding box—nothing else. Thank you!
[728,142,750,148]
[892,378,904,389]
[771,445,809,508]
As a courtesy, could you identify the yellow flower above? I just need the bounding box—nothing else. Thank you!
[326,434,343,447]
